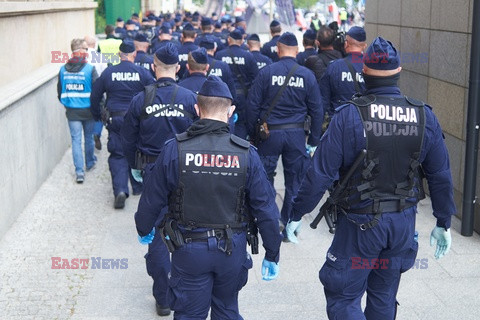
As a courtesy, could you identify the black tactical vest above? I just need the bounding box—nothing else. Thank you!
[168,132,249,229]
[340,95,426,213]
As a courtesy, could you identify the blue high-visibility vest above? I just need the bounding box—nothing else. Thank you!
[59,63,94,108]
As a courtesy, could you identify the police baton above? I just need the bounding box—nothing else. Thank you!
[310,149,367,230]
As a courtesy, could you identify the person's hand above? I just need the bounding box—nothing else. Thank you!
[430,226,452,259]
[131,169,143,183]
[261,259,279,281]
[138,228,155,245]
[285,220,302,243]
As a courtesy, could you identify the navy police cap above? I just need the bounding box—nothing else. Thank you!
[235,16,245,23]
[119,40,135,53]
[116,17,124,22]
[191,47,208,64]
[278,32,298,46]
[126,19,135,25]
[160,25,171,34]
[247,33,260,42]
[183,22,194,31]
[155,42,179,65]
[199,75,233,101]
[214,21,222,29]
[303,28,316,40]
[346,26,366,42]
[270,20,280,27]
[134,34,148,43]
[229,29,243,40]
[199,35,216,49]
[201,18,212,26]
[364,37,400,71]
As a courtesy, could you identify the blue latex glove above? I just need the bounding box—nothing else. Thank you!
[131,169,143,183]
[261,259,279,281]
[285,220,302,243]
[430,226,452,259]
[138,228,155,245]
[306,144,317,156]
[233,113,238,123]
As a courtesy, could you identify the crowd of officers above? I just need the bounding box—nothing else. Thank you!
[57,10,455,320]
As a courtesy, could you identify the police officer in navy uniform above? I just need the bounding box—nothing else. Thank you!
[215,29,259,139]
[319,26,367,116]
[177,23,199,80]
[213,20,227,48]
[247,32,323,234]
[114,17,126,39]
[124,20,138,40]
[194,18,224,51]
[134,76,282,319]
[199,36,236,103]
[246,33,273,70]
[261,20,282,62]
[289,37,455,319]
[121,43,198,316]
[90,40,155,209]
[296,29,317,66]
[178,48,209,94]
[133,34,155,77]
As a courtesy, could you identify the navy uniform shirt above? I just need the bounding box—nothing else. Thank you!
[115,27,126,39]
[177,41,199,80]
[206,55,237,102]
[296,48,317,66]
[124,30,138,40]
[319,52,366,115]
[150,39,181,54]
[215,45,259,96]
[121,77,198,168]
[90,60,155,119]
[178,72,206,94]
[134,124,283,262]
[194,33,225,51]
[246,57,324,145]
[213,31,228,48]
[134,51,155,78]
[251,51,273,70]
[261,35,280,62]
[292,85,456,229]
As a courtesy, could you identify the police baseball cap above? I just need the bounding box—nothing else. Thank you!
[364,37,400,71]
[155,42,179,64]
[199,75,233,101]
[303,28,316,41]
[235,16,245,23]
[199,35,216,49]
[191,47,208,64]
[142,18,149,23]
[119,40,135,53]
[116,17,124,22]
[134,34,148,43]
[201,18,212,26]
[229,29,243,40]
[346,26,366,42]
[270,20,280,27]
[126,19,135,25]
[183,22,194,31]
[214,21,222,29]
[247,33,260,42]
[159,25,171,34]
[132,13,139,18]
[278,32,298,46]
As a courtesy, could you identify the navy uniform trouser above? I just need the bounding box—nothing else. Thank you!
[167,232,252,320]
[320,207,418,320]
[233,93,247,139]
[143,163,171,307]
[256,128,309,225]
[106,116,143,196]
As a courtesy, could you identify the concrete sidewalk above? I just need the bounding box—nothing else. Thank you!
[1,141,480,320]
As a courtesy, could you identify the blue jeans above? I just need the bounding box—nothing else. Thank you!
[93,121,103,137]
[68,119,96,175]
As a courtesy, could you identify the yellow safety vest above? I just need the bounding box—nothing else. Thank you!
[98,38,122,65]
[312,19,320,30]
[340,11,348,21]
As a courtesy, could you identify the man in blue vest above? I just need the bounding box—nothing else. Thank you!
[134,75,282,319]
[90,40,155,209]
[261,20,282,62]
[215,29,258,139]
[289,37,455,319]
[57,38,98,183]
[247,32,323,236]
[319,26,367,116]
[121,43,198,316]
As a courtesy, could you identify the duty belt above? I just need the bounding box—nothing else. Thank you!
[182,228,243,243]
[143,154,157,164]
[268,122,304,130]
[346,200,417,214]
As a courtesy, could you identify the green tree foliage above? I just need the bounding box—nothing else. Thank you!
[95,0,106,35]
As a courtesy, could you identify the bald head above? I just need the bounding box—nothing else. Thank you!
[345,35,367,53]
[277,42,298,58]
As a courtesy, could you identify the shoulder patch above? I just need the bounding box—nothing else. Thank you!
[349,94,376,107]
[230,134,250,148]
[405,96,425,107]
[175,132,190,142]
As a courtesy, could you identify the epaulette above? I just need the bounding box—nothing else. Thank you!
[334,103,350,113]
[405,96,425,107]
[175,132,190,141]
[230,134,250,148]
[348,94,376,107]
